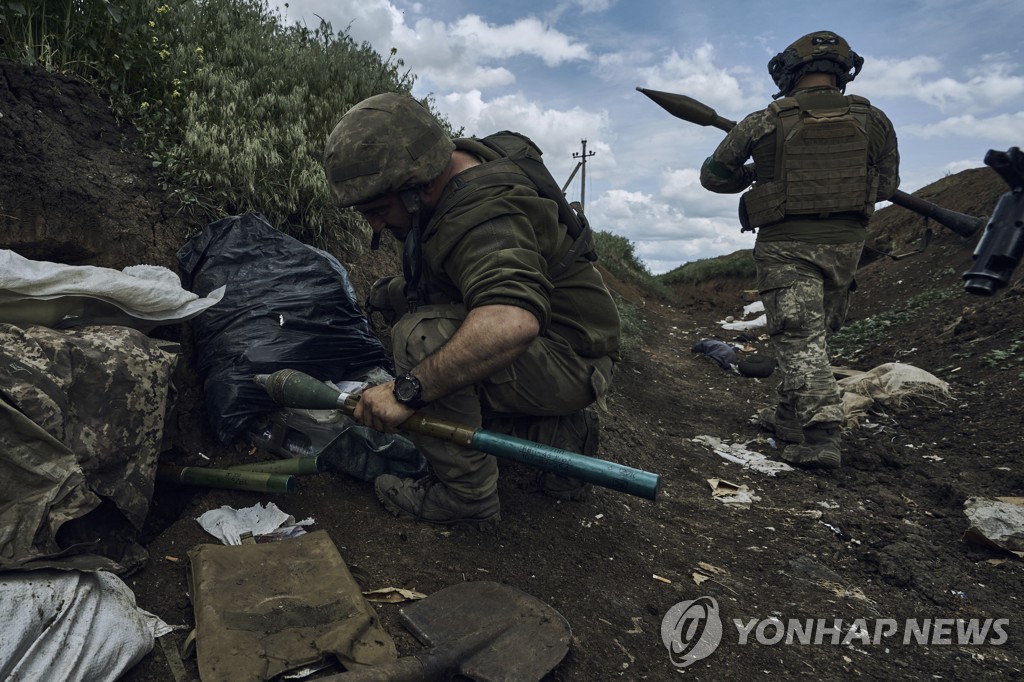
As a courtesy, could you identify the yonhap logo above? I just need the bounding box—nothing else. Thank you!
[659,596,1010,671]
[661,596,723,668]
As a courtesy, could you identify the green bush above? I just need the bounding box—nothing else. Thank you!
[658,249,756,286]
[613,295,646,356]
[592,230,669,299]
[1,0,452,260]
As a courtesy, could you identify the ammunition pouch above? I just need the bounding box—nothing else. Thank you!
[738,194,755,233]
[742,181,786,228]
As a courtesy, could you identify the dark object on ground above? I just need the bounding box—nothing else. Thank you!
[322,581,571,682]
[737,354,776,378]
[691,338,737,370]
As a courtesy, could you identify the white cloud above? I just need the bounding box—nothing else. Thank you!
[636,43,763,114]
[590,188,753,274]
[448,15,590,66]
[857,55,1024,114]
[658,168,738,219]
[437,91,613,185]
[902,111,1024,144]
[305,2,592,91]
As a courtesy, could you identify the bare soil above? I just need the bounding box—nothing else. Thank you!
[3,60,1023,681]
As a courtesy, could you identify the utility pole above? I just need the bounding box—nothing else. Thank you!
[563,139,596,212]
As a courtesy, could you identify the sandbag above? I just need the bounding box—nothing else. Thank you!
[0,570,168,682]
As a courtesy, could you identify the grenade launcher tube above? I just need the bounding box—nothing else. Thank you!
[255,369,660,501]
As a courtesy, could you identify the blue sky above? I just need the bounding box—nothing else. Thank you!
[275,0,1024,274]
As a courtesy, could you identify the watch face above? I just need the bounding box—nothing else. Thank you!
[394,374,423,404]
[395,378,417,401]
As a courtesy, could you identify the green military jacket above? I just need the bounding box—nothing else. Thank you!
[417,137,620,359]
[700,86,900,243]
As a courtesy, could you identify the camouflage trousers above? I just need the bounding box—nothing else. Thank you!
[391,303,614,500]
[753,239,862,431]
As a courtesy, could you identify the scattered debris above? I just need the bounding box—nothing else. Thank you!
[697,562,728,576]
[362,587,428,603]
[707,478,760,508]
[693,435,794,476]
[196,502,314,545]
[718,301,767,331]
[962,497,1024,558]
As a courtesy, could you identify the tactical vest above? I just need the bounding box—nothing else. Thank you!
[743,93,878,228]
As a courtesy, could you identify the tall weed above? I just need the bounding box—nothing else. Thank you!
[1,0,449,260]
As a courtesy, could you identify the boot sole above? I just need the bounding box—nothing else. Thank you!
[374,486,501,532]
[779,452,841,470]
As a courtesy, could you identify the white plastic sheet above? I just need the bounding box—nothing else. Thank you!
[0,249,224,326]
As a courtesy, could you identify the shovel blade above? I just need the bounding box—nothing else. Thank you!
[399,581,572,682]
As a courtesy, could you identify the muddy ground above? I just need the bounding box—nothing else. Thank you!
[2,60,1023,681]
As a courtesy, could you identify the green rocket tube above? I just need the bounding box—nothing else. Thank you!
[157,465,296,493]
[228,456,324,475]
[254,369,660,501]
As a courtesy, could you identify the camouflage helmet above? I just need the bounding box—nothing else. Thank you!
[323,93,455,207]
[767,31,864,99]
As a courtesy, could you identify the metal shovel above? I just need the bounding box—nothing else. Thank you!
[321,581,572,681]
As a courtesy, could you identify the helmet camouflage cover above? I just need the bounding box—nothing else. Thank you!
[323,92,455,207]
[767,30,864,98]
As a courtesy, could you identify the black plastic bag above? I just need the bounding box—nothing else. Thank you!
[177,213,391,443]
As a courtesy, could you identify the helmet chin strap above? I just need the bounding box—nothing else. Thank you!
[399,188,424,312]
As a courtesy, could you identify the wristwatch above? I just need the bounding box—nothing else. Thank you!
[392,372,427,409]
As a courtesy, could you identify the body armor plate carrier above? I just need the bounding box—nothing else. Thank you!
[744,94,878,228]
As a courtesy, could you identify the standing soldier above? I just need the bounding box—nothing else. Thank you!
[322,93,620,527]
[700,31,900,468]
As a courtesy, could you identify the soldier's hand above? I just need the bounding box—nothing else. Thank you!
[353,382,414,433]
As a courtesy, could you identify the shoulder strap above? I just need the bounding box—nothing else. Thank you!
[768,96,802,179]
[476,132,598,278]
[845,94,872,135]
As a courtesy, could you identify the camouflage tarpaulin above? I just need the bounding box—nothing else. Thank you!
[0,323,178,572]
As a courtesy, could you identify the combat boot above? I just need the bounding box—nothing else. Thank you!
[755,405,803,444]
[780,423,841,469]
[534,407,599,501]
[374,473,500,530]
